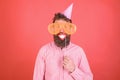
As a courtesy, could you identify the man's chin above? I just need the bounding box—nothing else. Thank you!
[54,34,70,48]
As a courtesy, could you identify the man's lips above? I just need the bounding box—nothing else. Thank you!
[58,33,66,40]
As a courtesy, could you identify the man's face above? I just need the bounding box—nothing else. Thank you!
[54,19,71,48]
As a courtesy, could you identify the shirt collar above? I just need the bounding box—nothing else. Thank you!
[51,41,72,50]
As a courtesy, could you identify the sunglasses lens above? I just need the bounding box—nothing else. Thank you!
[48,23,76,34]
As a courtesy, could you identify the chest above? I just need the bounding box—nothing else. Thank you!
[45,48,80,69]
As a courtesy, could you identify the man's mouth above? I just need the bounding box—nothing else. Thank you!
[58,33,66,40]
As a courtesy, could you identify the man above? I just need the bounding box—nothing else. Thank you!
[33,4,93,80]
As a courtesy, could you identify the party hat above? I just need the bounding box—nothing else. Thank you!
[63,3,73,19]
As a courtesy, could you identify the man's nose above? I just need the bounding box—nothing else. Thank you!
[60,28,64,33]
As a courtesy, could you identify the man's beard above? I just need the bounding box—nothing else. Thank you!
[54,33,71,49]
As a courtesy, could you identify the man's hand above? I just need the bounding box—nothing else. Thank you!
[63,56,75,73]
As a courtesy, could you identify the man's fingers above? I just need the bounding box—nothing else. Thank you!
[64,58,69,63]
[63,60,68,65]
[64,56,70,60]
[63,61,68,68]
[64,56,71,62]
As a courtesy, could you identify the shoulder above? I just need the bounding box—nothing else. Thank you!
[70,42,84,51]
[37,42,53,57]
[40,42,52,51]
[70,42,85,55]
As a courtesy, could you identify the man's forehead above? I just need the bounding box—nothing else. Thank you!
[55,19,68,23]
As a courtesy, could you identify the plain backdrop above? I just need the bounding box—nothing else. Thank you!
[0,0,120,80]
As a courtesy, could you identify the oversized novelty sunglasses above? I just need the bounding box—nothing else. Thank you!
[48,22,76,35]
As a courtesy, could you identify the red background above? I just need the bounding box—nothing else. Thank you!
[0,0,120,80]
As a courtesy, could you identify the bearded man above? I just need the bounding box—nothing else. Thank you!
[33,4,93,80]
